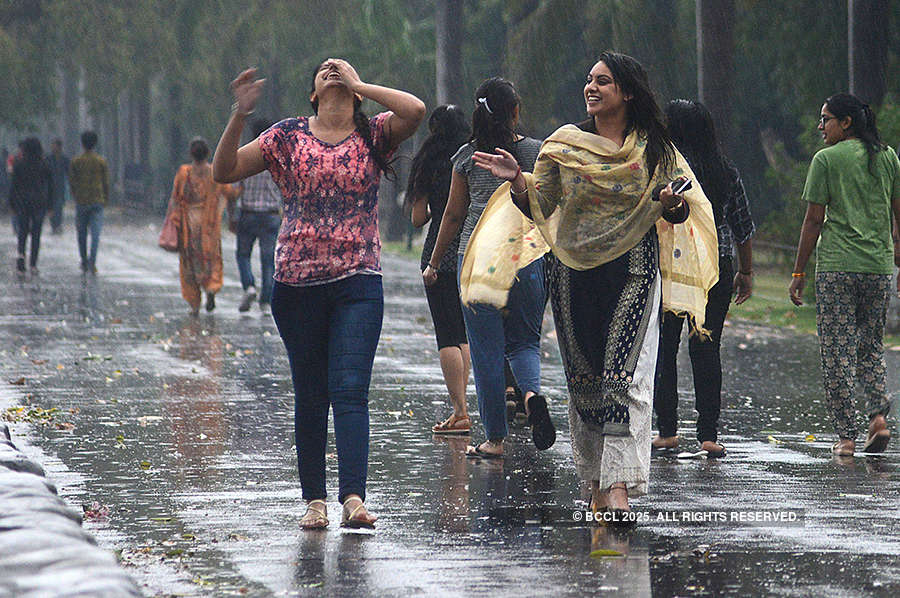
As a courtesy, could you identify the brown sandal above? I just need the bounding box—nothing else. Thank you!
[299,499,329,530]
[341,496,377,529]
[432,415,470,435]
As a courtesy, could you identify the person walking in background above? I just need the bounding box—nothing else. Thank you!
[232,118,281,314]
[652,99,756,459]
[69,131,109,274]
[8,137,53,275]
[406,105,472,435]
[789,93,900,457]
[424,78,553,458]
[0,148,10,202]
[472,51,717,521]
[46,138,70,235]
[212,60,424,530]
[168,137,238,316]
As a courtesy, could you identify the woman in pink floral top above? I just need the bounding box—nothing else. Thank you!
[213,59,425,530]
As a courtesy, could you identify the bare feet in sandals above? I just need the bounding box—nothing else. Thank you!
[299,499,329,530]
[864,415,890,453]
[341,495,377,529]
[432,413,470,435]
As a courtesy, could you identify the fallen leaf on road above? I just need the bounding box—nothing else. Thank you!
[31,359,46,365]
[804,434,815,442]
[9,377,26,385]
[139,460,152,470]
[55,422,75,431]
[83,501,110,520]
[767,435,781,444]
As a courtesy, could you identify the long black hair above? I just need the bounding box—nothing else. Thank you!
[309,60,395,179]
[665,99,732,212]
[583,51,675,180]
[824,92,886,174]
[470,77,520,154]
[405,104,469,209]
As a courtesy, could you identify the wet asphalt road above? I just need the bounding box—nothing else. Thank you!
[1,209,898,597]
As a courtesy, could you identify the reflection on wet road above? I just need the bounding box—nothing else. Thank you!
[0,214,898,596]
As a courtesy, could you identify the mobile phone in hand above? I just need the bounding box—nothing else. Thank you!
[672,177,692,194]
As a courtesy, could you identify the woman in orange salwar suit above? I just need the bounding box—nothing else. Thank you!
[168,137,239,315]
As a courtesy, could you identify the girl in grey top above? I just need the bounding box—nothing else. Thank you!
[424,77,555,458]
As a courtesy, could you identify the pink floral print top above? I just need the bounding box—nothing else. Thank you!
[259,112,392,285]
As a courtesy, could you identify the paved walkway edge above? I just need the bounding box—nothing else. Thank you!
[0,422,142,597]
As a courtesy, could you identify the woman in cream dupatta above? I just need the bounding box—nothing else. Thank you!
[471,51,718,521]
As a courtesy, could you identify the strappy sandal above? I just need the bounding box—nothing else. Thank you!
[299,499,329,530]
[432,414,471,435]
[341,496,376,530]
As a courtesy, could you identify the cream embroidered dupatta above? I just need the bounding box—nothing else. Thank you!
[460,125,718,332]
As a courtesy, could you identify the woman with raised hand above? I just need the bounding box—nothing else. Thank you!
[652,99,756,459]
[406,105,473,436]
[424,78,554,459]
[472,51,717,522]
[213,60,425,529]
[789,92,900,458]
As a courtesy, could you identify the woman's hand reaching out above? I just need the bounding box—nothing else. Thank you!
[230,68,266,116]
[472,148,520,181]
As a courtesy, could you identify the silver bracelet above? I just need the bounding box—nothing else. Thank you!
[231,102,255,117]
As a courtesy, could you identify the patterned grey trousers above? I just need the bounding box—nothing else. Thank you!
[815,272,893,440]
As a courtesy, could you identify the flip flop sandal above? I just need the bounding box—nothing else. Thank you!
[831,441,854,457]
[863,430,890,453]
[526,394,556,450]
[341,498,376,530]
[465,443,504,459]
[299,499,329,530]
[705,444,727,458]
[432,415,471,435]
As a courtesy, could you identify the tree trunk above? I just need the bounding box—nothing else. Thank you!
[696,0,735,153]
[435,0,464,107]
[169,83,184,170]
[61,67,80,155]
[848,0,888,106]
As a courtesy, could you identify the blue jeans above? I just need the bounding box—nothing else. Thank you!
[459,255,545,441]
[76,204,103,269]
[235,211,280,304]
[271,274,383,503]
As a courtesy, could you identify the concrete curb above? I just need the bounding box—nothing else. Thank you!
[0,423,141,597]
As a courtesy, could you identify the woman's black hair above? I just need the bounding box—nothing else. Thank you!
[664,99,732,211]
[309,60,395,179]
[189,136,209,162]
[404,104,470,210]
[470,77,520,154]
[824,92,886,173]
[582,51,675,180]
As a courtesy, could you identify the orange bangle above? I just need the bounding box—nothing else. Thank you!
[792,272,806,278]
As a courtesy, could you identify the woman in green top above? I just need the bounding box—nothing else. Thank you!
[789,92,900,457]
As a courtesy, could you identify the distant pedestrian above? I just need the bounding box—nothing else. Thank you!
[424,78,553,459]
[472,51,717,521]
[8,137,53,274]
[652,99,756,459]
[212,60,424,530]
[231,118,281,314]
[406,105,472,435]
[69,131,109,274]
[789,92,900,457]
[167,137,238,316]
[46,138,70,234]
[0,148,9,201]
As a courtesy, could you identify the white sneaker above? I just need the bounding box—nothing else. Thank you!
[259,303,270,315]
[239,287,257,312]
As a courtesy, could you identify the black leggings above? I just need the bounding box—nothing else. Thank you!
[654,262,734,443]
[424,270,467,349]
[16,205,47,268]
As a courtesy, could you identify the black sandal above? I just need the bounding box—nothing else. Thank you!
[527,394,556,450]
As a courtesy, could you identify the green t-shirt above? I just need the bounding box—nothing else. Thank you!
[801,139,900,274]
